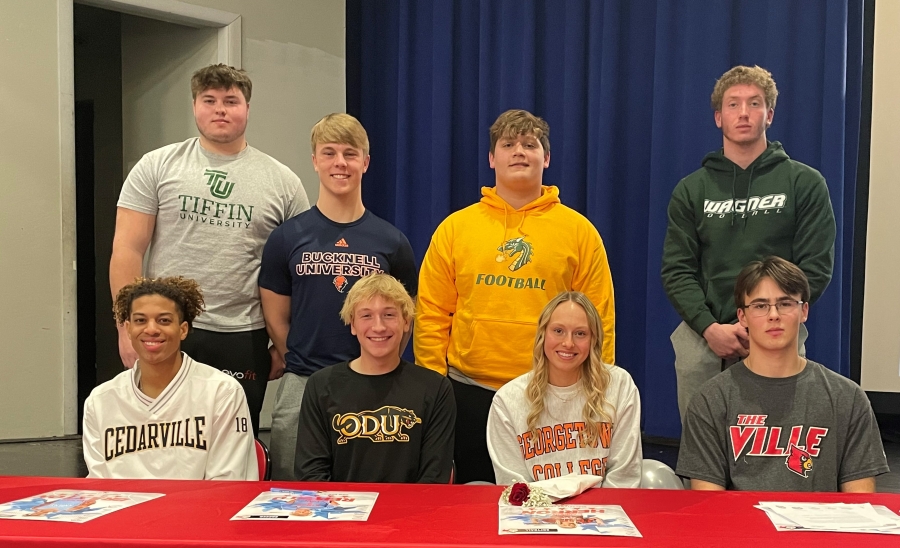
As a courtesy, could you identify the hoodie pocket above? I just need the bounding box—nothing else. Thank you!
[458,317,537,383]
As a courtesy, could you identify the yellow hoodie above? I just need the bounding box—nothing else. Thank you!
[414,186,615,389]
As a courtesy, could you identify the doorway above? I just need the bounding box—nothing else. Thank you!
[72,1,238,430]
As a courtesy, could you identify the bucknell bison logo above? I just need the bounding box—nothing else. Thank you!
[333,275,348,293]
[785,444,813,478]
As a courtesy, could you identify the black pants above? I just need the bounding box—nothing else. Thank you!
[450,378,497,484]
[182,327,270,437]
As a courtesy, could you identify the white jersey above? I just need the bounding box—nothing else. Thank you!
[487,365,642,487]
[82,353,258,480]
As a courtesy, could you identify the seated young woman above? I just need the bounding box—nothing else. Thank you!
[82,276,257,480]
[487,291,642,487]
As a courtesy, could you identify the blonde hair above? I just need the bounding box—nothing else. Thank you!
[710,65,778,111]
[310,113,370,156]
[339,273,414,325]
[525,292,613,446]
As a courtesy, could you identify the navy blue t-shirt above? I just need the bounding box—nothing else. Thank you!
[259,207,418,376]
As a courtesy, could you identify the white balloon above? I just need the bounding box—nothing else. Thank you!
[640,459,685,489]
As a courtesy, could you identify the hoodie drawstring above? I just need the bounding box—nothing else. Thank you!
[495,205,530,261]
[730,165,737,227]
[743,165,755,229]
[730,164,756,228]
[496,205,510,262]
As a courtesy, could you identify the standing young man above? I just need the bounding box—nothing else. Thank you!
[677,257,888,492]
[661,65,836,421]
[295,273,455,483]
[259,113,418,480]
[110,64,309,436]
[415,109,616,483]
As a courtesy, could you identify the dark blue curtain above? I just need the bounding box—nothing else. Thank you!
[347,0,865,439]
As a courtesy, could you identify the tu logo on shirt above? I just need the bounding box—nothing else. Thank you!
[204,169,235,199]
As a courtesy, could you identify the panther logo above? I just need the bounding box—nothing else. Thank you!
[332,406,422,444]
[785,444,813,478]
[333,275,349,293]
[497,237,534,272]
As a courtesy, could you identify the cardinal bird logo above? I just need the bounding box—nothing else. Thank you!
[785,444,814,478]
[333,275,349,293]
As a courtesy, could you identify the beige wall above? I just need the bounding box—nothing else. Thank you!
[121,15,218,174]
[0,0,344,439]
[181,0,347,203]
[0,0,77,438]
[861,1,900,393]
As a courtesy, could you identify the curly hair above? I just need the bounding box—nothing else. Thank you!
[710,65,778,111]
[525,292,613,447]
[113,276,205,329]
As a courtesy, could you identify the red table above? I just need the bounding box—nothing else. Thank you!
[0,476,898,547]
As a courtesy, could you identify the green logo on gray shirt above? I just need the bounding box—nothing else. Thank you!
[204,169,235,199]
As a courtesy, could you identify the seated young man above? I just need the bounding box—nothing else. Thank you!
[83,276,257,480]
[294,273,455,483]
[676,256,888,492]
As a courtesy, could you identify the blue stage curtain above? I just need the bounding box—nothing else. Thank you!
[347,0,864,439]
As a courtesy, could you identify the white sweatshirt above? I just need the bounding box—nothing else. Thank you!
[83,354,258,480]
[487,365,641,487]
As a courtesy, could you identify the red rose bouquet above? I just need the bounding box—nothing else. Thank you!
[499,482,552,507]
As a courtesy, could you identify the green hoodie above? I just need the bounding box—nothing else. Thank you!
[661,141,835,336]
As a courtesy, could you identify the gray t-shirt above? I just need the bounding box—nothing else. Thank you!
[118,138,309,331]
[676,360,888,491]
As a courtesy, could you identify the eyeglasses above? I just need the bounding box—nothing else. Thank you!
[742,300,805,317]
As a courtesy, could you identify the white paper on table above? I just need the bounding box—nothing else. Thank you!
[230,489,378,521]
[757,502,900,532]
[499,504,641,536]
[0,490,163,523]
[758,505,900,535]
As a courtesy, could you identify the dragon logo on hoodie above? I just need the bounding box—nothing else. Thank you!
[497,237,534,272]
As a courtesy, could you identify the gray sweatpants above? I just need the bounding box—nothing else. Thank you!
[672,321,808,422]
[269,371,309,481]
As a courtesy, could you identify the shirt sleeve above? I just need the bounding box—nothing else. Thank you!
[82,396,108,479]
[675,390,728,488]
[117,153,160,215]
[285,172,311,220]
[205,384,258,481]
[294,376,334,481]
[258,225,292,295]
[792,172,835,305]
[413,222,457,376]
[838,384,890,484]
[661,181,718,336]
[389,231,419,297]
[571,222,616,364]
[602,370,642,488]
[486,389,532,485]
[416,377,456,483]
